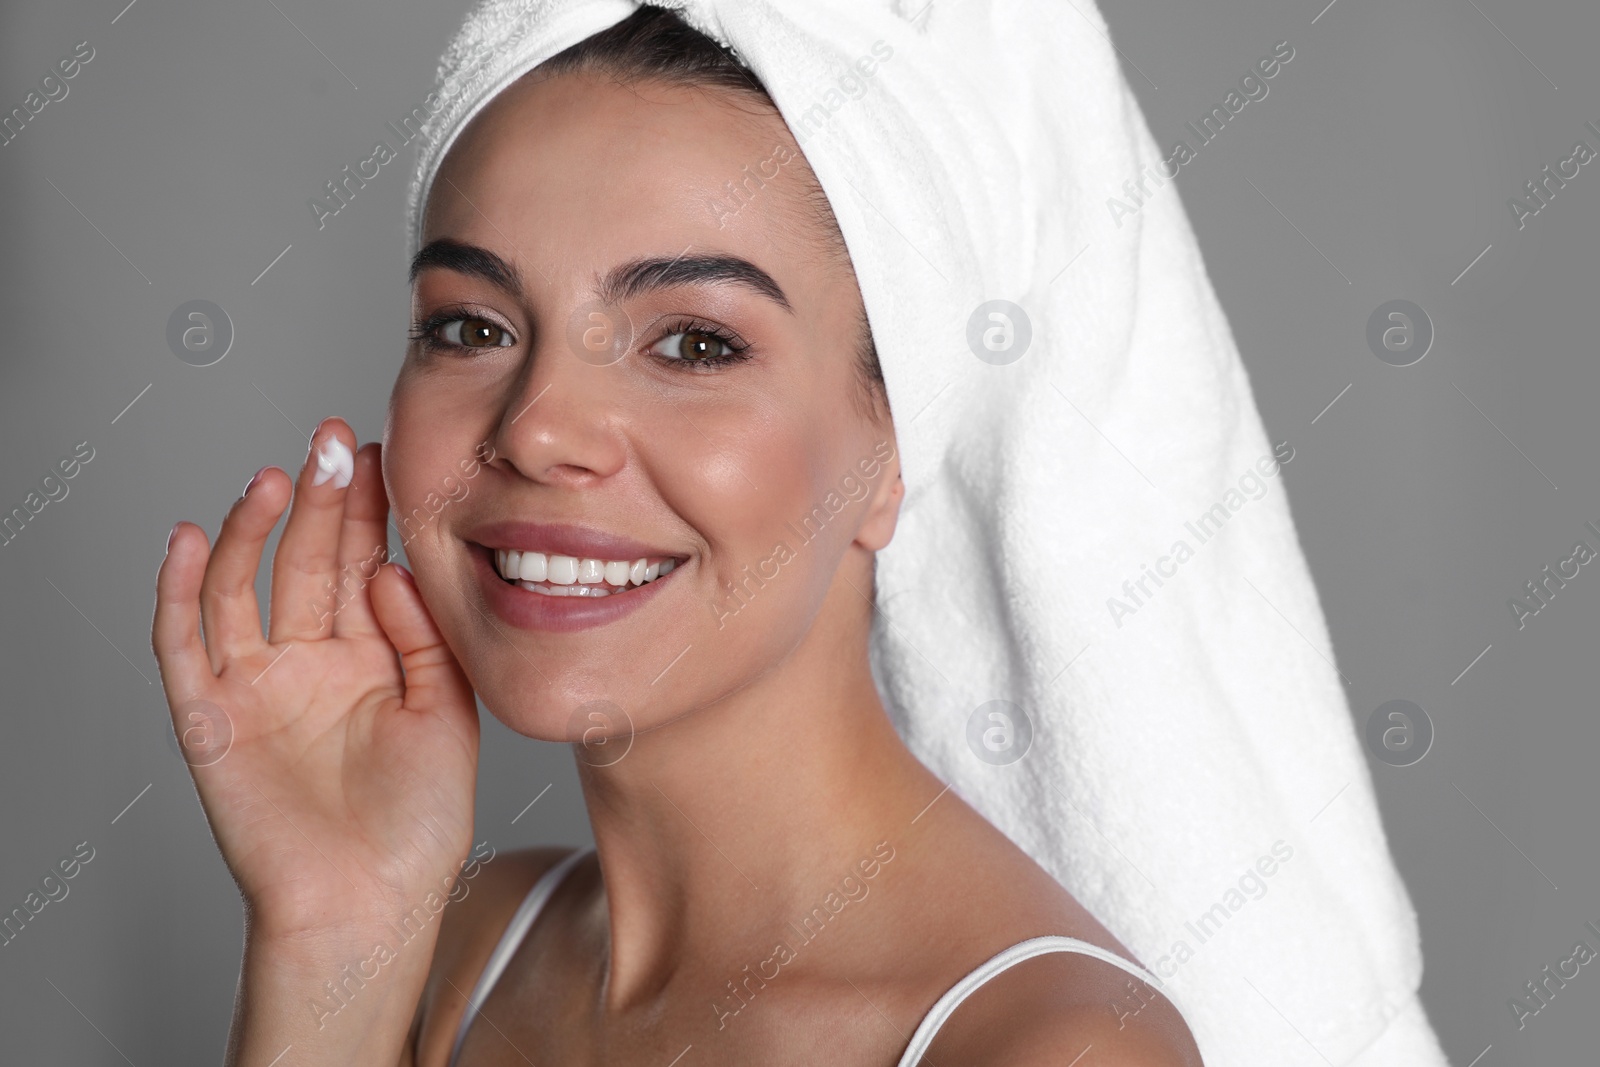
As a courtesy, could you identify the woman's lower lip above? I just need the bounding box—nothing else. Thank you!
[472,545,677,633]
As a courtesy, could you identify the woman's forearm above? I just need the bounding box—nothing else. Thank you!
[224,921,438,1067]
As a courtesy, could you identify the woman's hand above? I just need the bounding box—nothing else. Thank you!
[151,418,480,943]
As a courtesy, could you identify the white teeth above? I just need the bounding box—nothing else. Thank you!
[493,547,683,592]
[518,551,547,582]
[517,580,613,597]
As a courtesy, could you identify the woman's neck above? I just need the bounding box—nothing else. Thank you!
[571,601,942,1012]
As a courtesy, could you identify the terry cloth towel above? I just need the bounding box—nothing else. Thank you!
[404,2,1452,1064]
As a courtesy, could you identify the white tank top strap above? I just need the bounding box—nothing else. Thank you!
[894,935,1169,1067]
[447,846,594,1067]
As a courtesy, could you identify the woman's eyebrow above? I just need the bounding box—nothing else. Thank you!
[598,253,793,314]
[408,239,792,314]
[409,239,524,294]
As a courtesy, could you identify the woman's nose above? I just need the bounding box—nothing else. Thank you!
[490,311,631,486]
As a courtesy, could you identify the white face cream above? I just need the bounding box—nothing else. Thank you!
[311,436,354,489]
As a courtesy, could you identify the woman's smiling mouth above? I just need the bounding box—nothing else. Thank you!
[466,520,691,631]
[492,548,678,597]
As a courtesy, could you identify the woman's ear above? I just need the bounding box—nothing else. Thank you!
[856,455,904,553]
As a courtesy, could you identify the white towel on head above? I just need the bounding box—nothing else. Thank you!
[406,2,1451,1064]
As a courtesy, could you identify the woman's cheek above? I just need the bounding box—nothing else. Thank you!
[384,391,470,568]
[703,426,837,624]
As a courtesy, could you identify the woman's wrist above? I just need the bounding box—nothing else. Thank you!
[224,915,444,1062]
[240,848,479,947]
[220,842,483,1063]
[225,919,440,1067]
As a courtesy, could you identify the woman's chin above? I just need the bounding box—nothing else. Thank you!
[477,682,645,746]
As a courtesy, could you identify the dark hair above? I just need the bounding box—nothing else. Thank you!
[534,4,889,420]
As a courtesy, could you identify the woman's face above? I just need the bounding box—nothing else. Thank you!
[384,70,902,741]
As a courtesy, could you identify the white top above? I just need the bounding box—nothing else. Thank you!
[893,933,1171,1066]
[446,847,592,1067]
[447,848,1176,1067]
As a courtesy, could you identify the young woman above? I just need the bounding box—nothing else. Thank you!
[154,2,1452,1065]
[153,7,1199,1064]
[152,9,1201,1063]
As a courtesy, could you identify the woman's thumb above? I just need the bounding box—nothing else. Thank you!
[370,562,476,717]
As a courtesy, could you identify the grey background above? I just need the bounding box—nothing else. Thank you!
[0,0,1590,1061]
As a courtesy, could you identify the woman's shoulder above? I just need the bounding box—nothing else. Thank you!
[408,845,585,1067]
[872,815,1203,1066]
[916,948,1204,1067]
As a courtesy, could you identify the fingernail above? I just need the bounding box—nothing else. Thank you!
[241,466,269,498]
[306,417,339,459]
[167,522,181,552]
[393,562,415,584]
[307,417,331,451]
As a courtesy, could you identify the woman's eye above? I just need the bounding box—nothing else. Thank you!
[440,316,513,348]
[653,330,734,363]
